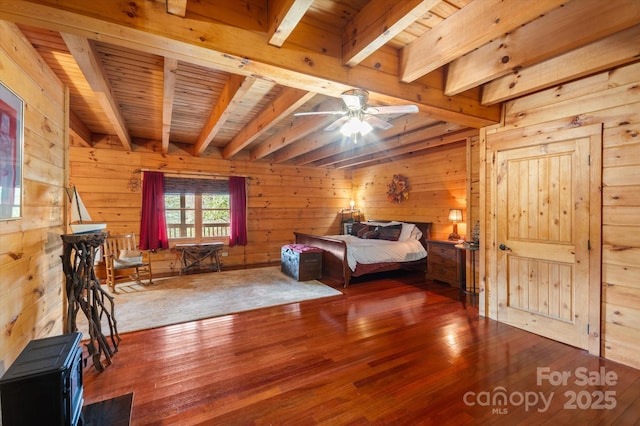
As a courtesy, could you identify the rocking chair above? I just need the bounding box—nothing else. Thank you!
[103,233,153,292]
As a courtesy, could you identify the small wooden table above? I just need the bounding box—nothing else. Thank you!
[175,242,224,275]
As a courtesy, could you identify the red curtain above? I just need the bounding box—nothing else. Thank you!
[229,176,247,247]
[139,171,169,250]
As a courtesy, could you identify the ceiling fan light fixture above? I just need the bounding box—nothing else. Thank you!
[358,119,373,135]
[340,116,372,137]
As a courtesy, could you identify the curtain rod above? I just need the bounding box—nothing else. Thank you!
[133,168,252,179]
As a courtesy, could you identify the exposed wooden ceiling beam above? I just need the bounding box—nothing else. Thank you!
[292,113,438,166]
[60,33,133,151]
[166,0,187,17]
[315,121,466,167]
[399,0,567,83]
[334,129,478,169]
[250,98,342,160]
[277,130,343,165]
[482,24,640,105]
[194,75,257,156]
[0,0,501,128]
[69,110,91,147]
[445,0,640,96]
[342,0,438,67]
[221,87,315,159]
[162,57,178,154]
[267,0,313,47]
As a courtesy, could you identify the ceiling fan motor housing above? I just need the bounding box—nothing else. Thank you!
[342,89,369,110]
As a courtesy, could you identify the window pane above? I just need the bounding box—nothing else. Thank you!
[185,193,195,208]
[203,209,229,222]
[182,225,195,238]
[164,194,181,208]
[185,210,195,224]
[165,210,181,224]
[202,194,229,209]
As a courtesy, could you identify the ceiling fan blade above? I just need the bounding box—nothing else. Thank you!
[324,116,349,131]
[294,110,345,117]
[365,115,393,130]
[365,105,419,115]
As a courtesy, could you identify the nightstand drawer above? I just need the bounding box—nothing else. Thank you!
[432,244,456,260]
[430,255,457,268]
[425,239,465,287]
[429,263,458,281]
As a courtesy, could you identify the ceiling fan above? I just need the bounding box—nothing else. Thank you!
[294,89,419,142]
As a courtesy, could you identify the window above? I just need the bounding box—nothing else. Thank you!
[164,177,230,241]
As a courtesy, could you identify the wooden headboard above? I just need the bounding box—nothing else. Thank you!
[413,222,432,249]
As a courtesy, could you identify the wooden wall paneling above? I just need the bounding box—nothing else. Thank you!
[351,142,468,241]
[68,146,352,277]
[0,22,66,373]
[483,60,640,369]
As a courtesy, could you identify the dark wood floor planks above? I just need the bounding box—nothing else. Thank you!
[82,271,640,425]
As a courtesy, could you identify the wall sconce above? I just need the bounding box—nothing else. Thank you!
[448,209,463,241]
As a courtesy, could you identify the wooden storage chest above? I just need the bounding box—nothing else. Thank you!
[281,244,322,281]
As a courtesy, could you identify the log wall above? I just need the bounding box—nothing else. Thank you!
[68,145,352,277]
[351,141,471,241]
[482,61,640,370]
[0,22,66,372]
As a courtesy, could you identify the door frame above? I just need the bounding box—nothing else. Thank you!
[484,123,602,355]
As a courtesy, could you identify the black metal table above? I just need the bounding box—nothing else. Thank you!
[455,243,478,306]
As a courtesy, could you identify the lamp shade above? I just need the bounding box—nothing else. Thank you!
[448,209,463,223]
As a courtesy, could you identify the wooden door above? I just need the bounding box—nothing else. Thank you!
[489,124,601,353]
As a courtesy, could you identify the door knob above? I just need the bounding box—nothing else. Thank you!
[499,244,511,251]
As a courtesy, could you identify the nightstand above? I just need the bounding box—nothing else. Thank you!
[426,239,466,287]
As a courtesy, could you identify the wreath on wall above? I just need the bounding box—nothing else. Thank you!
[386,174,409,203]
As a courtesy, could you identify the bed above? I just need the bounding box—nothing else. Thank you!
[294,221,432,287]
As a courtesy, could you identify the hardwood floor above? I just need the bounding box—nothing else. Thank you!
[82,271,640,425]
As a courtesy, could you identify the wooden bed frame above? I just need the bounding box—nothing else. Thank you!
[294,222,432,287]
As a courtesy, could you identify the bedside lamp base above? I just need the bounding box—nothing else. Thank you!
[448,223,460,241]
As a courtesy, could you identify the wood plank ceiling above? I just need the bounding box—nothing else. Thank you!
[3,0,640,169]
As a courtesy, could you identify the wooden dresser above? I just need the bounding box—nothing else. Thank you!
[426,239,465,287]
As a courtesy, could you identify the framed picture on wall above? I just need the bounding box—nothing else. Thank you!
[0,81,23,220]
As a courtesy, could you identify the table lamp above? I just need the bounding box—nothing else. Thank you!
[448,209,463,241]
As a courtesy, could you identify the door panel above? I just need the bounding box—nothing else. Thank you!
[491,126,600,351]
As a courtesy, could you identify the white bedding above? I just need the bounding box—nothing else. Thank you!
[328,234,427,271]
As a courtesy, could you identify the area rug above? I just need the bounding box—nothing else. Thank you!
[76,266,342,335]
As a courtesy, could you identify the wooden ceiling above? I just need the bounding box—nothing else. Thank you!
[2,0,639,169]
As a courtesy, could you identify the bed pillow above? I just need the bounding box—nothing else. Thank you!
[361,229,379,239]
[410,227,423,240]
[377,224,402,241]
[398,223,416,241]
[357,226,371,238]
[351,222,369,236]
